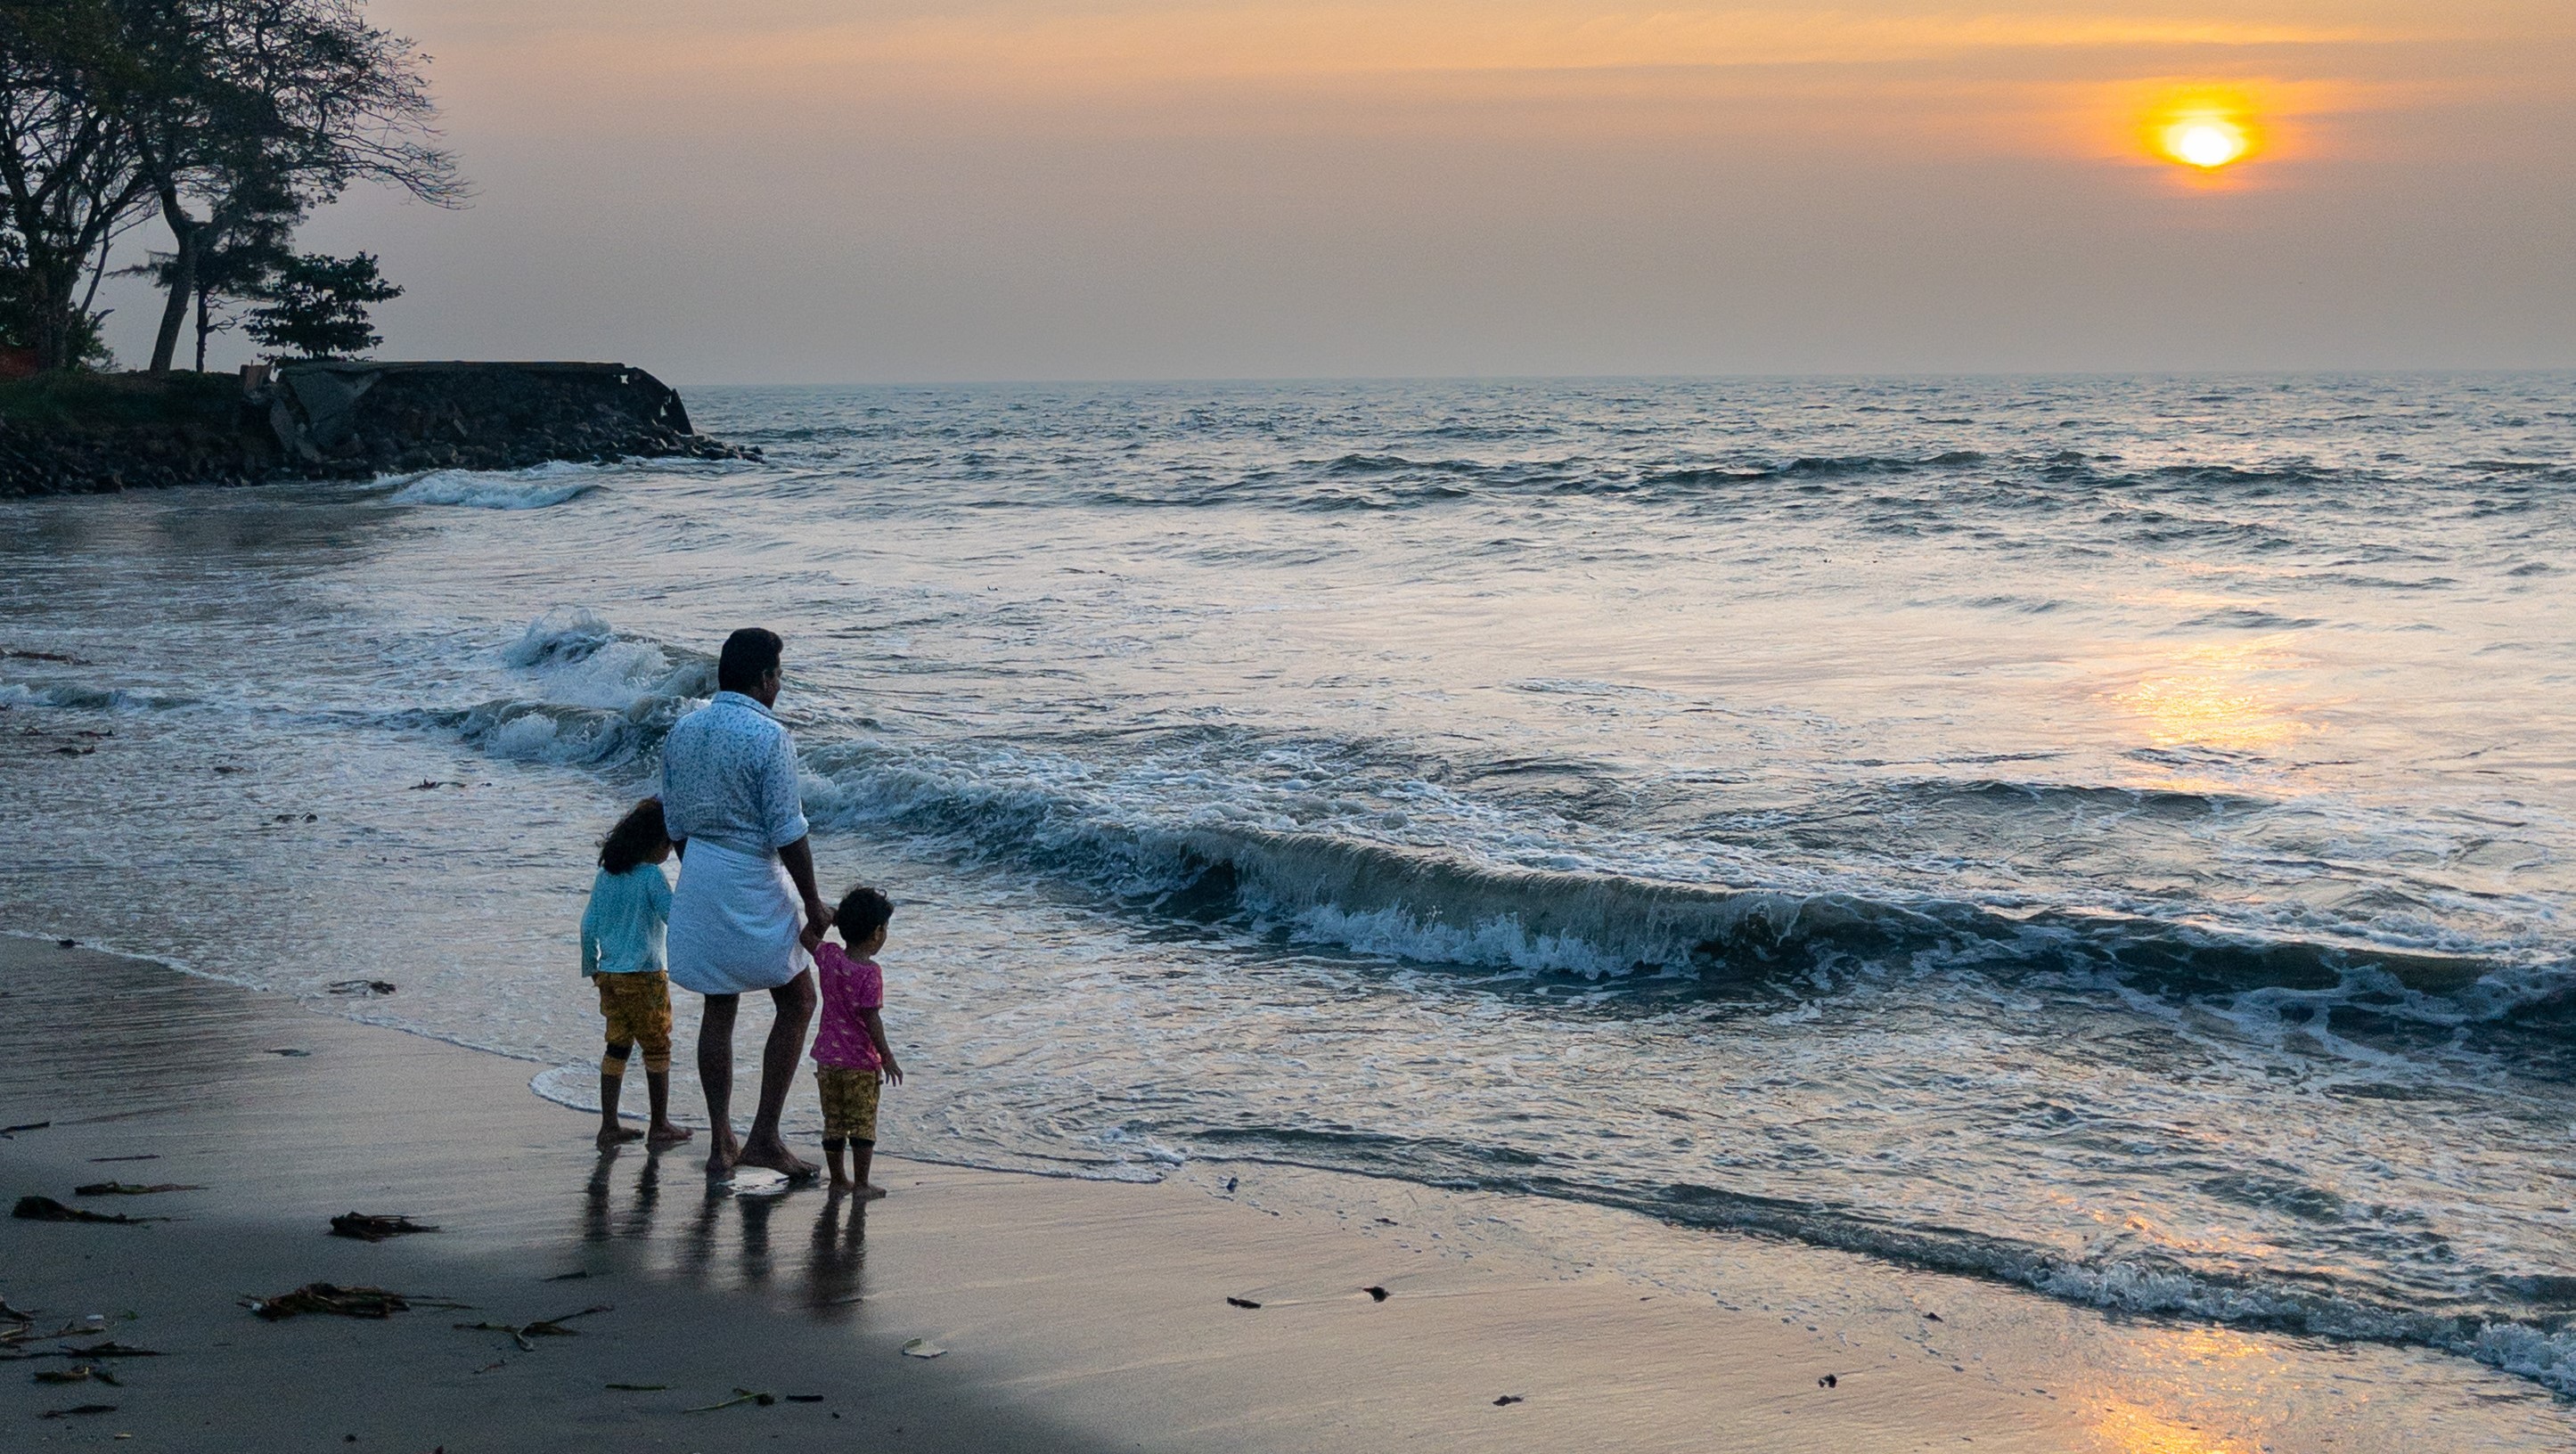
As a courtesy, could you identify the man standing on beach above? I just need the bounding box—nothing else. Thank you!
[660,627,833,1179]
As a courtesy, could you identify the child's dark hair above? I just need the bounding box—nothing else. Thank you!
[835,885,893,943]
[598,798,670,875]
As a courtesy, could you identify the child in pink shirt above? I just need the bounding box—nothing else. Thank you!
[813,884,904,1195]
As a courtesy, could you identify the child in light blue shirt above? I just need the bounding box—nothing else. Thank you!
[581,798,691,1149]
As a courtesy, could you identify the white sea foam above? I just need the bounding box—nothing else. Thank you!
[390,462,608,510]
[2472,1321,2576,1396]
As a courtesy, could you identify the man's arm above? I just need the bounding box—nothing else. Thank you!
[779,836,831,950]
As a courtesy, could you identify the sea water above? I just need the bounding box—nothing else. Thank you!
[2,374,2572,1395]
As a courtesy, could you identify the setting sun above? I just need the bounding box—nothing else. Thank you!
[2143,89,2264,171]
[2165,119,2247,168]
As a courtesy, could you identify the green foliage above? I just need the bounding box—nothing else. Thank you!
[243,250,399,360]
[0,1,461,372]
[0,368,236,429]
[0,262,116,368]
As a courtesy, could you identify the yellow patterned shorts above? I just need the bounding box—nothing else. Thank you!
[595,971,673,1073]
[815,1065,881,1143]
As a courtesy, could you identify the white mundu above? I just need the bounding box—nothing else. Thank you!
[666,838,811,995]
[659,689,814,995]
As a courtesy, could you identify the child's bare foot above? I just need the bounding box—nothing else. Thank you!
[647,1121,695,1148]
[857,1182,888,1200]
[597,1124,643,1148]
[827,1171,854,1189]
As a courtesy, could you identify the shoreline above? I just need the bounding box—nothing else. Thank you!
[5,933,2570,1450]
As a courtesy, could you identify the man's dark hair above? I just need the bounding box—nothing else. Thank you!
[835,886,894,944]
[716,627,784,695]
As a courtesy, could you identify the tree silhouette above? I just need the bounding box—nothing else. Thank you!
[242,247,395,359]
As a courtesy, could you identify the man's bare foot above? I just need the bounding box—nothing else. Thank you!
[857,1182,888,1200]
[705,1131,741,1178]
[734,1137,818,1182]
[597,1124,643,1148]
[647,1122,695,1148]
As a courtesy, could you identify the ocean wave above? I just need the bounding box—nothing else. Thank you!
[423,612,2565,1020]
[1887,777,2276,816]
[0,680,201,714]
[782,734,2531,1004]
[389,462,612,510]
[429,608,714,766]
[1637,453,1961,489]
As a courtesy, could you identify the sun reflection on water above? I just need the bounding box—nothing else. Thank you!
[2087,1329,2278,1453]
[2090,1393,2255,1454]
[2108,641,2314,755]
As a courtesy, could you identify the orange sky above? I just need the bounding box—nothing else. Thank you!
[118,2,2576,379]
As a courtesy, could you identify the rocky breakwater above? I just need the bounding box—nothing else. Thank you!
[0,361,750,497]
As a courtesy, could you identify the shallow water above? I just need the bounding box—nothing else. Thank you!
[3,374,2572,1394]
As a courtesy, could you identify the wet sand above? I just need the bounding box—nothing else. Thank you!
[2,935,2566,1451]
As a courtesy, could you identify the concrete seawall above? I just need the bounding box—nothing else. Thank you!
[0,361,748,496]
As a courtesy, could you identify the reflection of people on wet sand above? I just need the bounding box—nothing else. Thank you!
[661,627,834,1180]
[806,1187,869,1318]
[582,1144,666,1249]
[578,797,693,1149]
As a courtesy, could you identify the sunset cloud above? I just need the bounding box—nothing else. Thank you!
[433,4,2462,93]
[235,2,2576,380]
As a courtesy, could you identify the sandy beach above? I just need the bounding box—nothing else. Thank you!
[1,0,2569,1442]
[2,933,2565,1452]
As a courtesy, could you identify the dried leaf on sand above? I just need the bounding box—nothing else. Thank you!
[37,1402,116,1418]
[75,1181,203,1197]
[59,1342,160,1359]
[244,1283,450,1320]
[900,1338,945,1359]
[12,1196,159,1224]
[329,1212,439,1241]
[33,1365,120,1385]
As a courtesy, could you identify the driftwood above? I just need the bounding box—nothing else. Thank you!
[454,1305,610,1352]
[684,1387,777,1413]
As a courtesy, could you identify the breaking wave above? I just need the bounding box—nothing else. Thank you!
[441,610,2562,1022]
[389,462,610,510]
